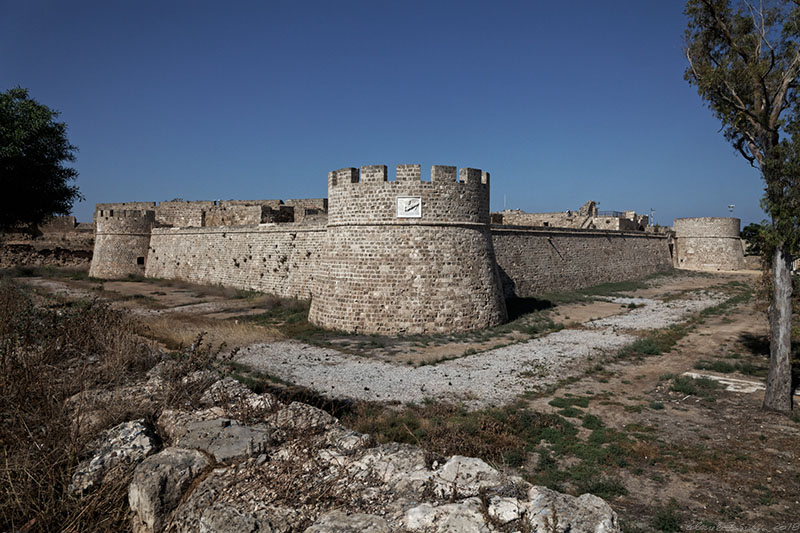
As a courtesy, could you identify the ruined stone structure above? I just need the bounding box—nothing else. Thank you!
[673,217,744,271]
[0,216,94,268]
[88,165,678,334]
[308,165,507,334]
[89,210,155,278]
[95,198,327,228]
[495,200,649,231]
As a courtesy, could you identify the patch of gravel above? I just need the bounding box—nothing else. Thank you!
[237,292,727,407]
[237,329,634,407]
[588,293,726,330]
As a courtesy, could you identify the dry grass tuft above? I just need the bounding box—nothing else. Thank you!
[137,313,281,351]
[0,279,162,531]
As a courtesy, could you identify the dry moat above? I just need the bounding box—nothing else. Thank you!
[9,266,799,532]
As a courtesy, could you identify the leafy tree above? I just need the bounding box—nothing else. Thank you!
[741,221,767,255]
[685,0,800,412]
[0,87,82,230]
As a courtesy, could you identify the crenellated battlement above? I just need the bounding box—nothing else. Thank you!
[328,164,489,188]
[327,164,491,226]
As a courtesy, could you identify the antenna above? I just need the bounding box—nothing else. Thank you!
[728,204,735,215]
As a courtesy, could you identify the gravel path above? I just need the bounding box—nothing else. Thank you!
[236,293,727,407]
[588,295,725,330]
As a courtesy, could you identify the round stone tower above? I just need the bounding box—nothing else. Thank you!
[673,217,744,271]
[89,209,156,279]
[309,164,508,334]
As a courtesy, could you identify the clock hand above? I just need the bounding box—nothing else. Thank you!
[405,202,419,212]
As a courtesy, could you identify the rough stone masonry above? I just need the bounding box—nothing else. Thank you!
[89,164,747,335]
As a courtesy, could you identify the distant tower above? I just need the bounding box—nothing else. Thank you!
[673,217,744,271]
[309,164,507,334]
[89,209,155,278]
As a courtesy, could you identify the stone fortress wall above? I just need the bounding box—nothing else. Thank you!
[308,165,507,334]
[145,225,325,299]
[492,226,673,297]
[673,217,744,271]
[87,166,751,334]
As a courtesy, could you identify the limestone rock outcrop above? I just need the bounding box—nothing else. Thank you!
[70,419,158,495]
[77,376,619,532]
[129,448,211,533]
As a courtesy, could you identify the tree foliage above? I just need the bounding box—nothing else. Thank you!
[761,114,800,256]
[741,221,768,254]
[685,0,800,165]
[685,0,800,412]
[685,0,800,256]
[0,87,82,230]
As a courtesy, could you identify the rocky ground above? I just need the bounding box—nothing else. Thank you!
[70,371,619,532]
[9,268,800,532]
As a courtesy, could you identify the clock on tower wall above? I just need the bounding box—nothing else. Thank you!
[396,196,422,218]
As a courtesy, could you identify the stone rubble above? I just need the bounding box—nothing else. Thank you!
[129,448,211,533]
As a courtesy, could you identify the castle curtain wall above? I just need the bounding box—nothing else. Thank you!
[491,227,673,298]
[144,225,325,299]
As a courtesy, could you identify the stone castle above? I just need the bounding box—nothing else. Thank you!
[85,164,747,334]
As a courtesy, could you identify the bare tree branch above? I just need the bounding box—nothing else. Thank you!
[769,50,800,127]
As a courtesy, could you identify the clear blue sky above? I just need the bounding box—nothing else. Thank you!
[1,0,767,226]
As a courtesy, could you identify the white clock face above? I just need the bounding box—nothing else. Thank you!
[397,196,422,218]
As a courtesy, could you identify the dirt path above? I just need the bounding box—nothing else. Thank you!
[235,292,726,407]
[526,286,800,530]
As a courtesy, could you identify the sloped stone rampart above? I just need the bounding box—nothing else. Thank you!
[311,224,507,334]
[492,226,672,297]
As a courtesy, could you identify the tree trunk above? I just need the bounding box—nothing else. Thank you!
[763,244,794,413]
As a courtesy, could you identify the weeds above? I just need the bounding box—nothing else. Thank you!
[1,265,96,282]
[650,500,682,532]
[242,299,332,342]
[617,324,689,359]
[0,279,244,531]
[0,280,158,532]
[344,397,633,501]
[694,358,766,376]
[669,375,720,400]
